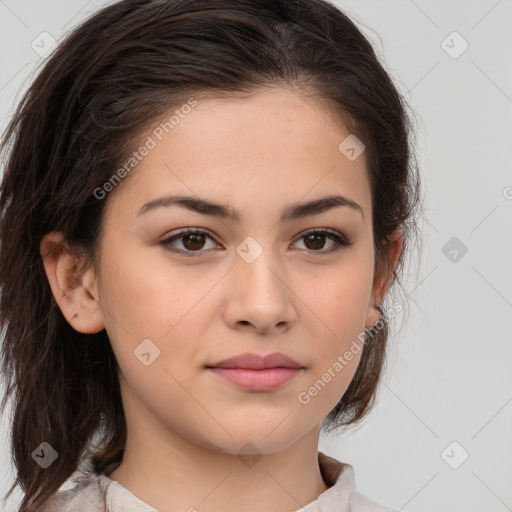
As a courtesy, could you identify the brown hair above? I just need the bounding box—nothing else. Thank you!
[0,0,422,510]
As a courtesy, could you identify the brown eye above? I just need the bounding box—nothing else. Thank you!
[303,232,327,250]
[160,229,219,256]
[181,233,207,251]
[293,229,353,253]
[160,227,352,257]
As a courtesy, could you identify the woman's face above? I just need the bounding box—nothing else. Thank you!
[75,87,393,455]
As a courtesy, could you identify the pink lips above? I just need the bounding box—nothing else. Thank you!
[206,352,304,391]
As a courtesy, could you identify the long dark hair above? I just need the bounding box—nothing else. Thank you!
[0,0,422,510]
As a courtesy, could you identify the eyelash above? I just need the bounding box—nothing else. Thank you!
[159,228,353,257]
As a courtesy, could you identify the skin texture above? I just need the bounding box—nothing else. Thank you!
[40,86,403,512]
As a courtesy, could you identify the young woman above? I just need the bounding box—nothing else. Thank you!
[0,0,422,511]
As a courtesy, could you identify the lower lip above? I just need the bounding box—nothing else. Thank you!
[207,367,302,391]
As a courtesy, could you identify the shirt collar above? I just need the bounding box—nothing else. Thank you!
[98,450,355,512]
[315,451,355,511]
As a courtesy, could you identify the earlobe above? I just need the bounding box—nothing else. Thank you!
[39,231,105,334]
[364,303,381,330]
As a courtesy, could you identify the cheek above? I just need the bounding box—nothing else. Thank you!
[100,234,178,325]
[293,250,372,408]
[302,254,374,340]
[98,239,212,370]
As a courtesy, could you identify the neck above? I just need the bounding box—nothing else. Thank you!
[108,426,330,512]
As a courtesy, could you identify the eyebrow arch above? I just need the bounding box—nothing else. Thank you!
[137,193,364,222]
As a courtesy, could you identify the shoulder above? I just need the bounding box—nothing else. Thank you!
[39,473,108,512]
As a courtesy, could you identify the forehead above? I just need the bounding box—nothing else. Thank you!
[106,86,372,222]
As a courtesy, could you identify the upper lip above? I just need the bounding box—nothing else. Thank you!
[206,352,304,370]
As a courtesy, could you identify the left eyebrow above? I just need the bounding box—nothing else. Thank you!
[136,193,364,222]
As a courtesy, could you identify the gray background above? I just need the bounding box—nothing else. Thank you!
[1,1,511,511]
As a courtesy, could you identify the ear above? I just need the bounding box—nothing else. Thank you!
[39,231,105,334]
[365,227,404,329]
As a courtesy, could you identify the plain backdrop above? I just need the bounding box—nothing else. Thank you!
[0,1,511,511]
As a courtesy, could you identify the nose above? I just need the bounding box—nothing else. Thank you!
[221,244,297,335]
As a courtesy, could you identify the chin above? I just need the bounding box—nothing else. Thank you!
[192,425,309,457]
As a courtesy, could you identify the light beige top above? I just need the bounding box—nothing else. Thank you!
[40,451,398,511]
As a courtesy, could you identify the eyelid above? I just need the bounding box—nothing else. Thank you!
[160,227,221,254]
[293,227,351,244]
[159,226,353,256]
